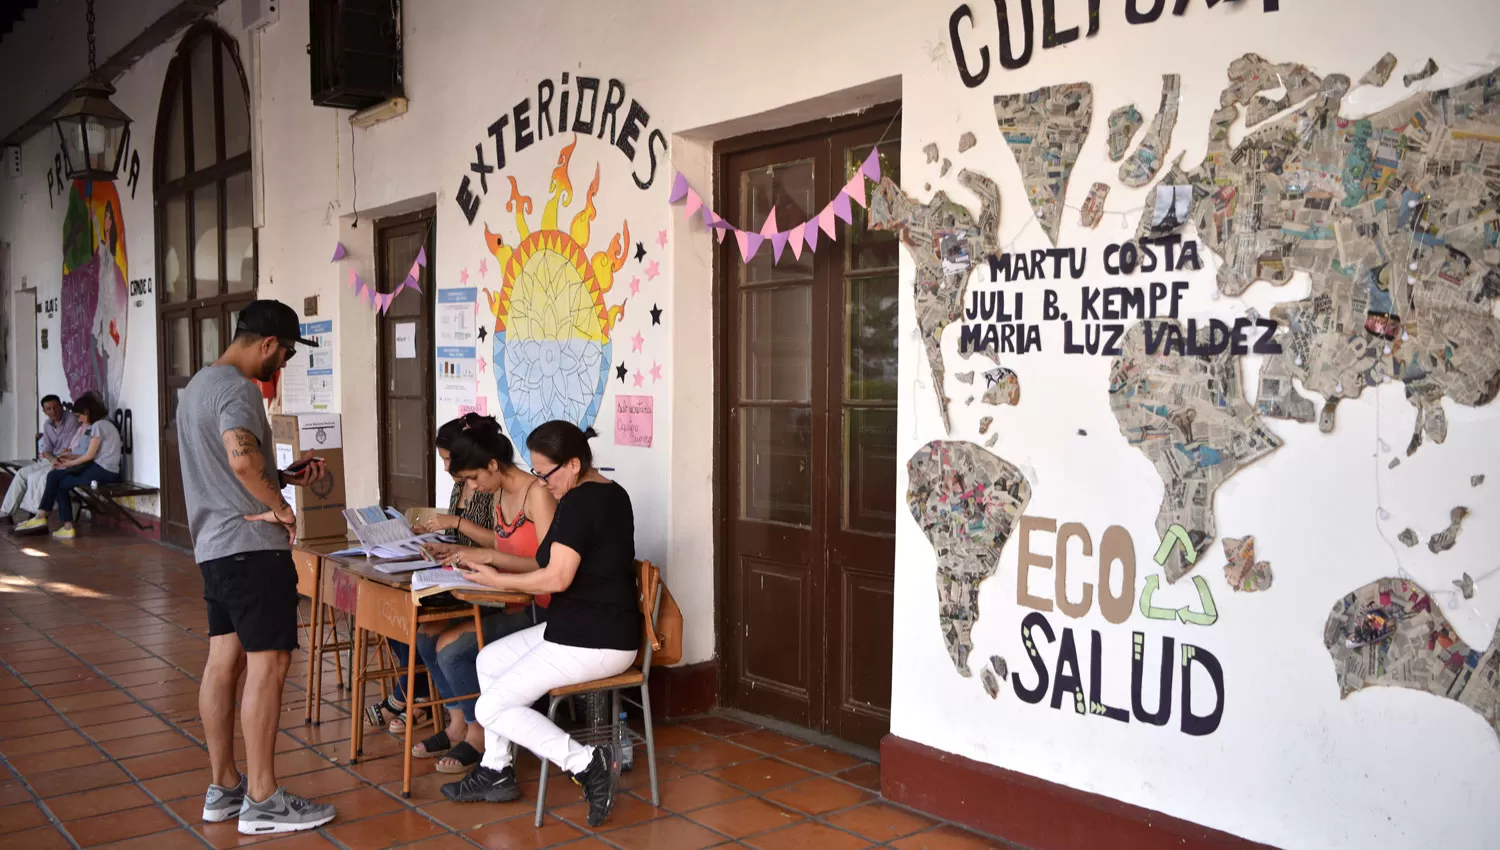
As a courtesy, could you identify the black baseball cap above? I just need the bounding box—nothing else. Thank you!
[235,300,318,347]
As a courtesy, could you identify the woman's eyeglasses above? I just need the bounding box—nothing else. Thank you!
[532,465,561,481]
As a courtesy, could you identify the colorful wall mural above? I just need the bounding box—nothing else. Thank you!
[482,136,629,465]
[60,180,129,410]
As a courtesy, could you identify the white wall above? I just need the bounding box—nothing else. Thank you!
[885,5,1500,850]
[0,38,164,499]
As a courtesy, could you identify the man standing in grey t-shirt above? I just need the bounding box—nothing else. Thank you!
[178,300,337,835]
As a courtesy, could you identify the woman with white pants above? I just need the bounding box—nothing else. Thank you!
[439,420,640,828]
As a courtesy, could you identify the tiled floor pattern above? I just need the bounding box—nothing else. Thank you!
[0,530,1012,849]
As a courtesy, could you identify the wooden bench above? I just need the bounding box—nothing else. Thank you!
[69,408,159,531]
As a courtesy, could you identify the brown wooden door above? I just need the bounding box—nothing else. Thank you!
[375,210,436,513]
[718,109,900,748]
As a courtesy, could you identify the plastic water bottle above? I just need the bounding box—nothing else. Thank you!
[618,711,634,771]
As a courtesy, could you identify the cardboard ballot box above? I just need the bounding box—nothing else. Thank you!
[271,413,347,541]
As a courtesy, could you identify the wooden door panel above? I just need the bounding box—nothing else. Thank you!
[376,212,435,512]
[738,556,811,697]
[830,566,895,743]
[717,109,899,748]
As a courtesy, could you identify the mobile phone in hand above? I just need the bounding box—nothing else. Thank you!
[285,456,325,474]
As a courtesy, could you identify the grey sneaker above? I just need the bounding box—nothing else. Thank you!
[202,774,246,823]
[237,787,336,835]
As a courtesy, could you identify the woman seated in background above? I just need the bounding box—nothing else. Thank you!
[16,391,122,539]
[374,415,556,774]
[440,421,639,830]
[366,416,497,736]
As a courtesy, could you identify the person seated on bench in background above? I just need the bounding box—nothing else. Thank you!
[404,414,556,776]
[16,391,122,539]
[438,420,638,829]
[366,416,501,738]
[2,394,82,521]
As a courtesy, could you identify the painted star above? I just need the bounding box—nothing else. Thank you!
[631,331,645,353]
[479,258,488,277]
[459,267,470,284]
[646,260,660,280]
[656,229,668,248]
[634,241,647,263]
[477,326,488,343]
[650,362,663,382]
[633,370,645,388]
[616,362,628,383]
[629,276,641,296]
[650,304,663,326]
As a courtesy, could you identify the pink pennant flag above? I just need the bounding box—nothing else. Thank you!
[832,191,854,223]
[331,242,347,263]
[416,246,428,267]
[669,172,689,203]
[788,222,806,260]
[845,173,867,208]
[770,231,789,263]
[860,148,882,183]
[759,208,778,237]
[348,267,360,290]
[735,229,765,262]
[715,226,726,243]
[685,188,703,219]
[818,205,838,239]
[804,218,820,252]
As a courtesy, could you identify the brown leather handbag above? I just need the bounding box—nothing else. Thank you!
[637,560,683,668]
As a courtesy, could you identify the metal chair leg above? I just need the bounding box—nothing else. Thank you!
[640,682,659,806]
[535,695,564,827]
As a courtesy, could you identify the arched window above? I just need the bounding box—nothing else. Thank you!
[154,24,255,546]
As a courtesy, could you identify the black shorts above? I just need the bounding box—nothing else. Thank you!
[199,550,299,652]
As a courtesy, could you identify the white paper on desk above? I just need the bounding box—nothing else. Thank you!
[411,567,489,592]
[373,559,438,574]
[328,547,365,556]
[369,533,444,560]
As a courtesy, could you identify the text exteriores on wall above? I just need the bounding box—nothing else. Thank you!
[454,72,668,224]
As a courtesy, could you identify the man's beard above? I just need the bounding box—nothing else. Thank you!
[256,360,280,382]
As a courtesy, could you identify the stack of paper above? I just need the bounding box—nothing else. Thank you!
[411,567,489,595]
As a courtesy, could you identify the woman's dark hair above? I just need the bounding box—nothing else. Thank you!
[435,417,469,451]
[526,421,597,472]
[74,391,109,423]
[447,414,516,473]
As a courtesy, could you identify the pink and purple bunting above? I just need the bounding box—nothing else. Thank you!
[831,191,854,224]
[665,146,882,265]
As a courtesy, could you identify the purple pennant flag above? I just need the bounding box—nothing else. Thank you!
[404,273,421,294]
[415,246,428,267]
[770,231,789,263]
[331,242,347,263]
[860,148,882,183]
[745,232,764,260]
[832,190,854,224]
[803,217,820,252]
[669,172,689,204]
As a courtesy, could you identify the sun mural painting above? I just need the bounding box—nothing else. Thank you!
[483,136,629,465]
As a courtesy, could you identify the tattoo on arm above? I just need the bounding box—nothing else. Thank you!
[227,428,260,460]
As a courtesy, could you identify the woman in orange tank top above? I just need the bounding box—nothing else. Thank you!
[411,415,557,774]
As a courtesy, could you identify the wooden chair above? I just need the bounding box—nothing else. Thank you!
[534,560,663,826]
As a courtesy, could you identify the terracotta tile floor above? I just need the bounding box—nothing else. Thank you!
[0,530,1013,849]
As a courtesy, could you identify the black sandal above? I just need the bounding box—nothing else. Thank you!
[412,730,452,759]
[365,696,404,729]
[436,741,481,774]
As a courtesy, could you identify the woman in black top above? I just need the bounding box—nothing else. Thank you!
[438,421,639,828]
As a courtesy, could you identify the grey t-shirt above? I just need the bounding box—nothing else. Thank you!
[85,419,123,474]
[177,364,288,562]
